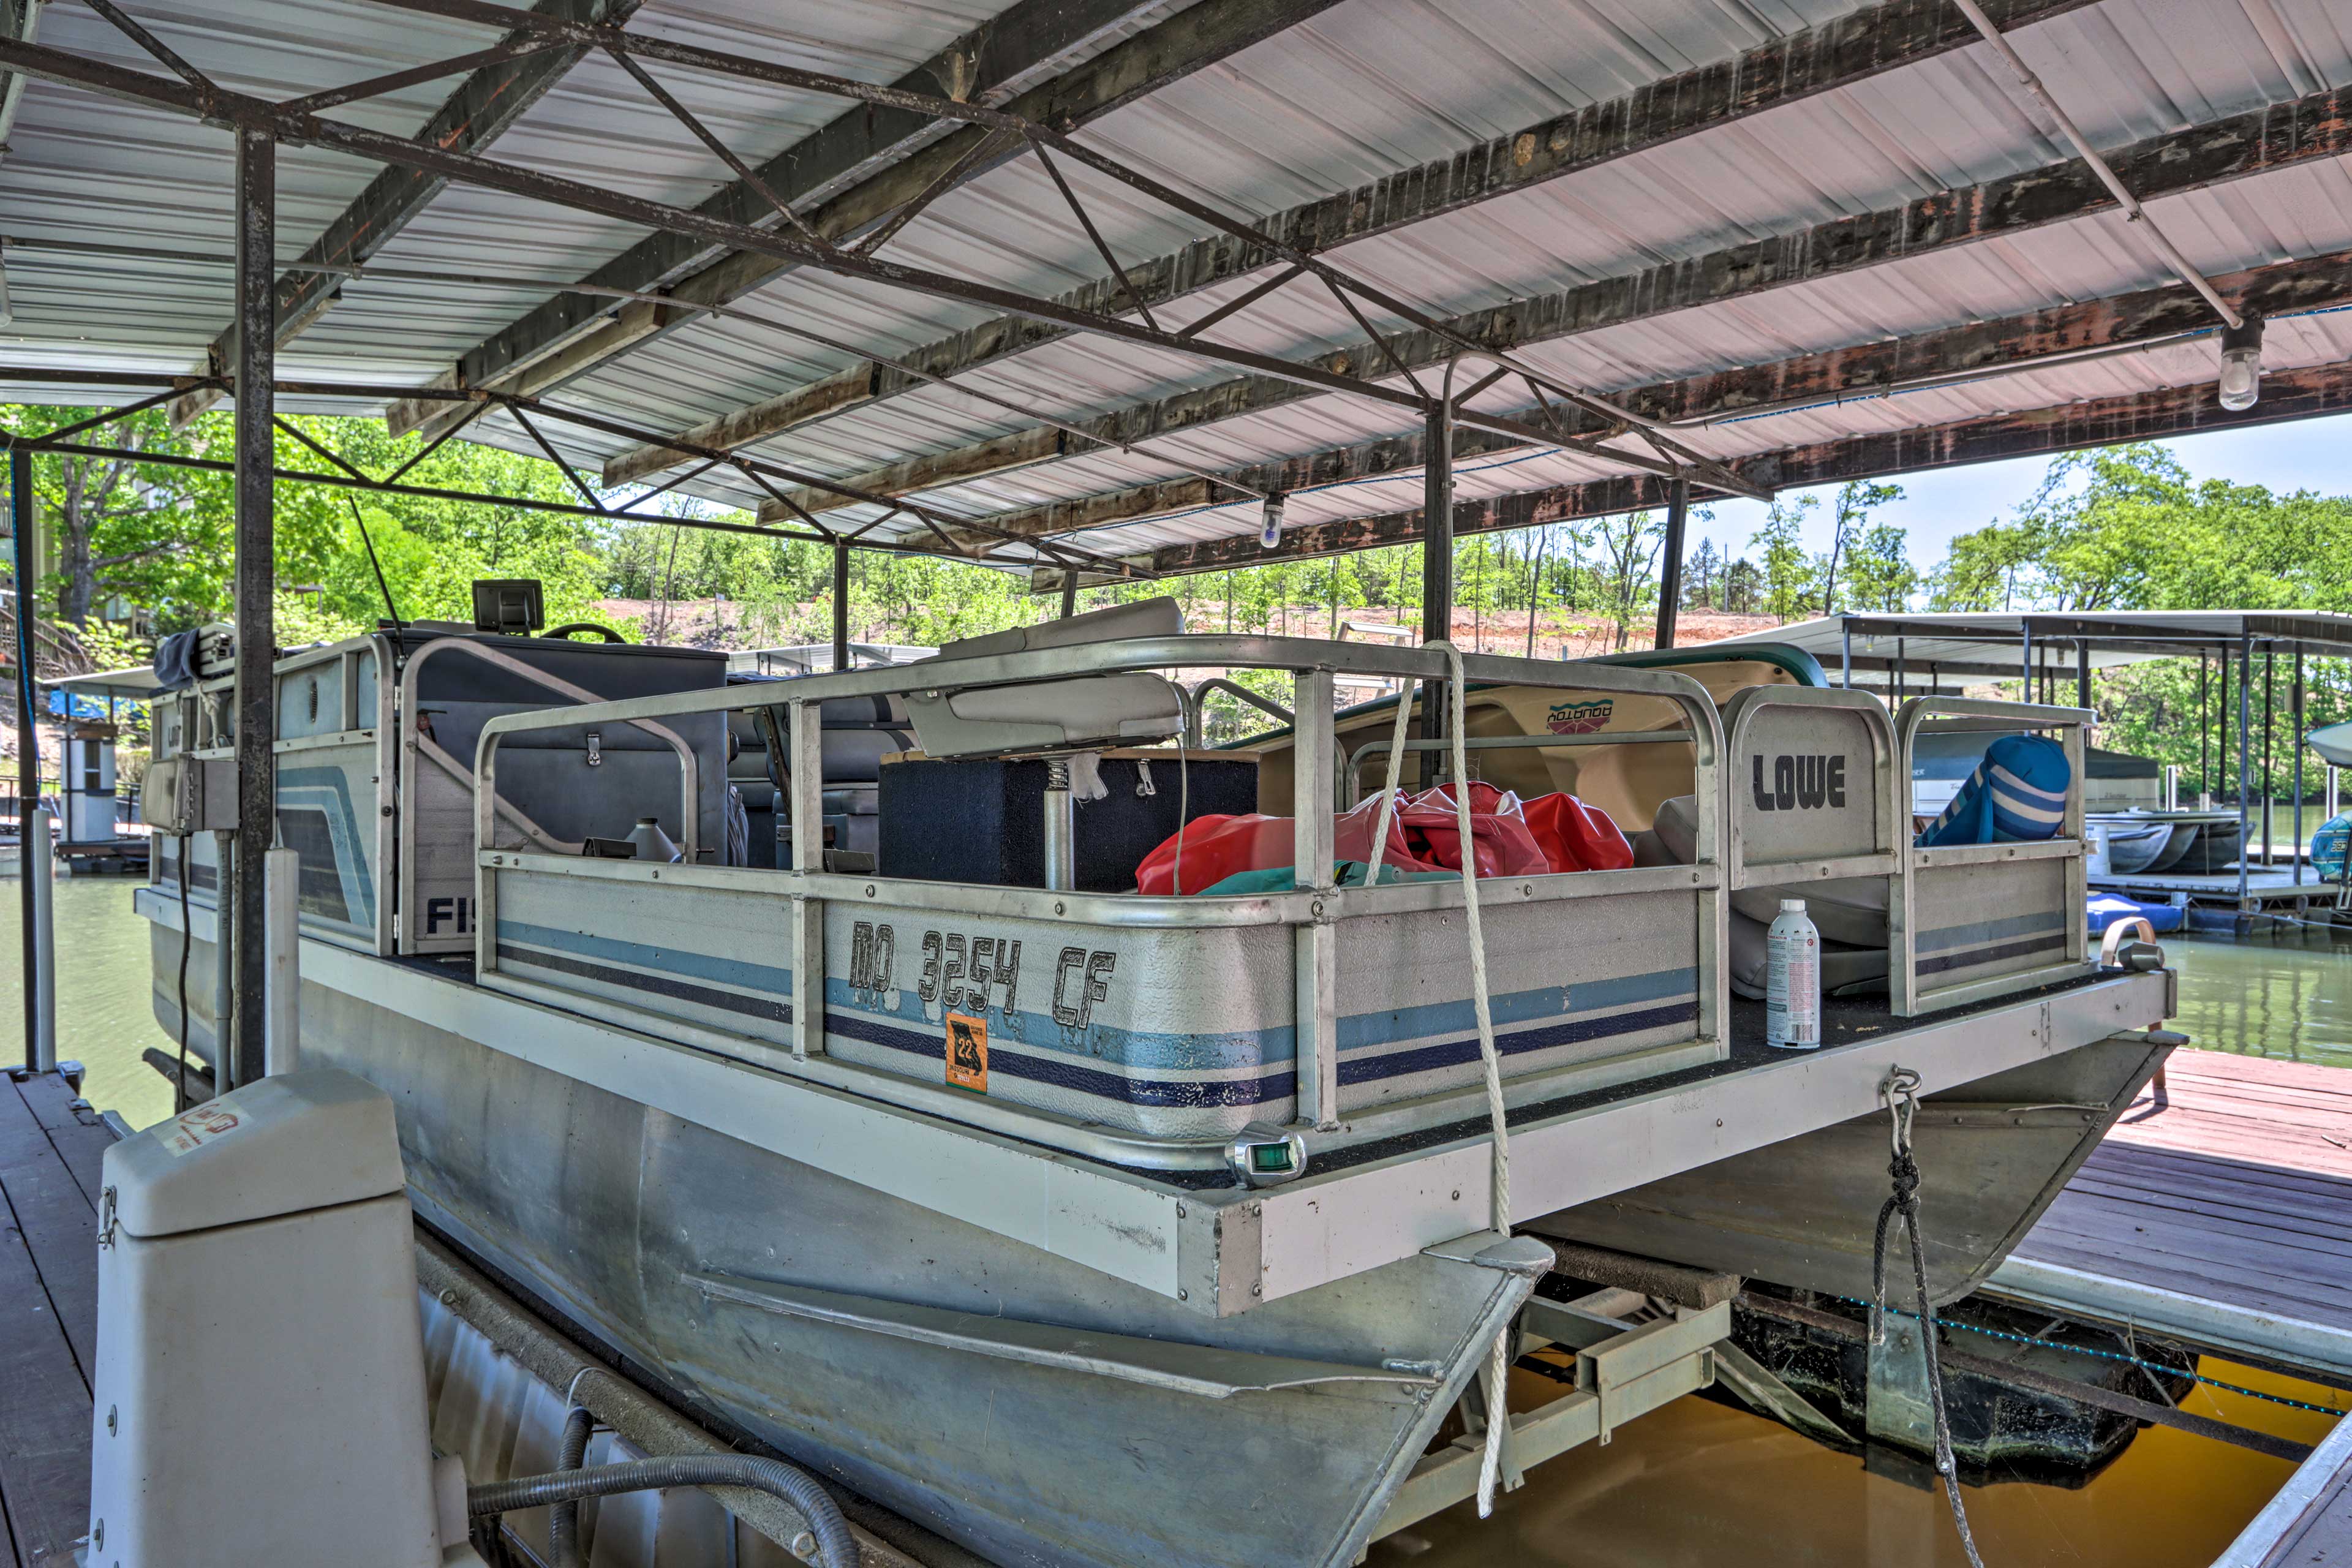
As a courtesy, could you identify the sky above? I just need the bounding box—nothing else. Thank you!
[1682,410,2352,576]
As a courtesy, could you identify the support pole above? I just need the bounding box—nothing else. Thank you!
[2076,641,2090,712]
[2199,651,2210,807]
[263,844,300,1074]
[10,444,39,1074]
[26,803,55,1074]
[1418,400,1453,787]
[1840,621,1852,691]
[830,539,850,671]
[1059,570,1077,620]
[2239,636,2253,908]
[2261,647,2275,867]
[2293,649,2305,884]
[1653,473,1688,650]
[2019,625,2033,695]
[229,124,277,1095]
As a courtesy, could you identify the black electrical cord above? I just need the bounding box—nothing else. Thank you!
[173,829,192,1113]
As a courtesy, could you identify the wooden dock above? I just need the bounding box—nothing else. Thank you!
[0,1066,116,1568]
[1990,1050,2352,1382]
[1987,1049,2352,1567]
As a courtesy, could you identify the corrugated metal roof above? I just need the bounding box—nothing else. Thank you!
[1,0,2346,570]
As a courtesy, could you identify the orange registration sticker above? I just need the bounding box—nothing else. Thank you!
[944,1012,989,1093]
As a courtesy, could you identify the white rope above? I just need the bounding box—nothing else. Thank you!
[1362,685,1415,887]
[1426,641,1515,1517]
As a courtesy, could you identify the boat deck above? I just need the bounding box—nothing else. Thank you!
[0,1066,116,1568]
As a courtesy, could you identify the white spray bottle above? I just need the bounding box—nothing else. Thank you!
[1765,897,1820,1050]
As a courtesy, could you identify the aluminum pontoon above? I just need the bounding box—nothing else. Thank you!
[136,602,2173,1568]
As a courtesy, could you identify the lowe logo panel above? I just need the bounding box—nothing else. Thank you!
[1751,753,1849,812]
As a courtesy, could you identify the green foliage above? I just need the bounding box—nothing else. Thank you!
[1751,494,1819,621]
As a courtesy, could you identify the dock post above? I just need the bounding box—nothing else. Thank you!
[26,802,55,1074]
[10,442,39,1076]
[830,540,850,672]
[2237,636,2253,909]
[2293,650,2304,884]
[227,123,277,1095]
[1653,473,1688,650]
[1418,397,1453,787]
[264,845,300,1075]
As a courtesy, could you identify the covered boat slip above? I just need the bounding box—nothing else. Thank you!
[1713,612,2352,911]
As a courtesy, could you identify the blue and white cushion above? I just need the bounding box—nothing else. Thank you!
[1917,734,2070,848]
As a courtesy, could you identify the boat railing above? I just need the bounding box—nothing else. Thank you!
[1720,684,1904,892]
[1891,695,2094,1015]
[467,634,1731,1172]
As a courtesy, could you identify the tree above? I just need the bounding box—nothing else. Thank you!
[1721,557,1762,614]
[1820,480,1904,612]
[1591,509,1662,651]
[1751,494,1818,622]
[1681,537,1724,611]
[1844,520,1917,612]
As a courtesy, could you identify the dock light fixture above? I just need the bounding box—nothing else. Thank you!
[2217,311,2264,410]
[1260,491,1287,550]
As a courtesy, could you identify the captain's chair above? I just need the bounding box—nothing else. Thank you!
[905,597,1186,759]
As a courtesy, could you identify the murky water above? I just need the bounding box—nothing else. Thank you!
[0,873,176,1129]
[4,876,2345,1564]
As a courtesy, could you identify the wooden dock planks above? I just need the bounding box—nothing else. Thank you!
[0,1071,107,1568]
[1991,1049,2352,1568]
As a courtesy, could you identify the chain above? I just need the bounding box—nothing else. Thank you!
[1873,1065,1988,1568]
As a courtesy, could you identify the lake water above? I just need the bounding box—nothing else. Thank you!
[3,876,2345,1566]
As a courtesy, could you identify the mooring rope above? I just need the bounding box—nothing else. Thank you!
[1871,1065,1988,1568]
[1423,641,1517,1518]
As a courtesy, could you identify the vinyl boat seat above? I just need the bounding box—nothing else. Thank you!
[1647,794,1891,998]
[907,598,1186,758]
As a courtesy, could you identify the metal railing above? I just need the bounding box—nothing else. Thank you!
[469,633,1730,1162]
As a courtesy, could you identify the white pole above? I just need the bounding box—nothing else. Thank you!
[28,804,56,1073]
[2163,764,2179,812]
[263,845,300,1076]
[2331,766,2342,822]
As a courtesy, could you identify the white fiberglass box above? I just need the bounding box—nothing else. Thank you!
[86,1070,443,1568]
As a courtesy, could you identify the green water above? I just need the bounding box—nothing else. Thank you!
[2168,934,2352,1068]
[0,873,178,1130]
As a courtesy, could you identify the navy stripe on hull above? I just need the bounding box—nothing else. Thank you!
[1338,1000,1700,1086]
[1915,931,2069,977]
[497,943,793,1025]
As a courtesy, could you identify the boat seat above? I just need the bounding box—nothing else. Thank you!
[907,598,1187,758]
[1651,795,1890,998]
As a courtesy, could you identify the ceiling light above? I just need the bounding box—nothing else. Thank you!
[2217,311,2264,411]
[1259,491,1287,550]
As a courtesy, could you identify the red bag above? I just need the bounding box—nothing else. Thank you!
[1134,813,1295,894]
[1520,791,1634,873]
[1393,782,1550,878]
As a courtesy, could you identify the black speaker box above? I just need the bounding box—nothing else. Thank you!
[878,751,1260,891]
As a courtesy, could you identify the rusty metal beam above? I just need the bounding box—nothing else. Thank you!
[607,0,2102,486]
[954,244,2352,556]
[390,0,1343,443]
[169,0,641,427]
[1089,358,2352,584]
[767,79,2352,528]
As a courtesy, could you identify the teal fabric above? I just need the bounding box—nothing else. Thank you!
[1193,861,1455,895]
